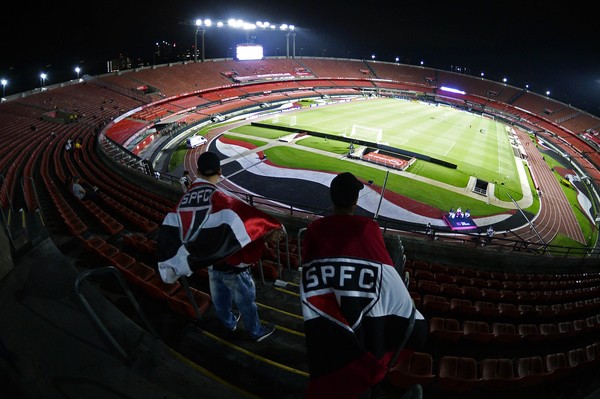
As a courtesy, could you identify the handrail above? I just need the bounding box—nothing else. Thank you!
[75,266,160,364]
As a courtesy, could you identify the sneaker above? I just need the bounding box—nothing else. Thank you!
[254,323,275,342]
[229,312,241,332]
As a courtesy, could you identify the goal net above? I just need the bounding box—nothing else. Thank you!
[347,124,383,143]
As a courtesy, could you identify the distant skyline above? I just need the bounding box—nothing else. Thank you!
[2,1,599,116]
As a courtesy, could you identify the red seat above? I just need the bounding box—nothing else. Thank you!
[481,288,501,302]
[462,320,492,344]
[558,321,576,338]
[460,286,482,301]
[417,279,440,295]
[515,356,551,388]
[166,286,212,319]
[567,348,589,370]
[517,304,538,318]
[439,283,461,298]
[428,317,462,343]
[387,350,436,389]
[421,295,449,315]
[450,298,476,318]
[491,322,521,344]
[451,275,470,286]
[499,290,518,303]
[480,358,515,391]
[469,278,488,288]
[585,343,600,365]
[118,261,156,285]
[544,352,570,378]
[139,273,181,300]
[475,300,500,319]
[413,270,434,281]
[433,273,453,284]
[539,323,560,341]
[535,304,555,319]
[518,323,545,344]
[498,302,522,321]
[437,356,481,393]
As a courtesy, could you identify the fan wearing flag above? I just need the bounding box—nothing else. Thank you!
[300,172,428,398]
[158,151,283,342]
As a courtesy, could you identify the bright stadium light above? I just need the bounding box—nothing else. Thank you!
[546,90,551,97]
[188,17,302,61]
[440,86,466,95]
[40,73,47,88]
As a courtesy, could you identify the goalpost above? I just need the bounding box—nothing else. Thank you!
[348,124,383,143]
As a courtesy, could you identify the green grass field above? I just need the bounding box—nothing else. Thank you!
[226,98,535,216]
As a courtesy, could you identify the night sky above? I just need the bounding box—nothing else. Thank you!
[2,1,599,116]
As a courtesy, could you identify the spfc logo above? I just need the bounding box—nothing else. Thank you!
[177,184,215,243]
[302,257,382,331]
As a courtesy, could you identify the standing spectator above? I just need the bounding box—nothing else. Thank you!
[64,139,73,153]
[486,226,495,243]
[179,170,192,192]
[425,222,435,240]
[299,172,428,398]
[74,138,82,151]
[157,151,283,342]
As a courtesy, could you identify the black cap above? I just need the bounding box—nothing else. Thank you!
[197,151,221,177]
[330,172,364,207]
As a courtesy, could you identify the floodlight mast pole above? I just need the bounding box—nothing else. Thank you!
[286,31,296,58]
[194,22,205,63]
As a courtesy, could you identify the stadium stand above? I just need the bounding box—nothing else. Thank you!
[1,57,600,398]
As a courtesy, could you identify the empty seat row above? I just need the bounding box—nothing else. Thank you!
[418,294,600,322]
[428,316,600,345]
[387,344,600,394]
[413,278,600,305]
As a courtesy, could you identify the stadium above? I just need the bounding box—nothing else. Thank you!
[1,36,600,399]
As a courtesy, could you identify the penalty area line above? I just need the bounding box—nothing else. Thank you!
[444,141,455,156]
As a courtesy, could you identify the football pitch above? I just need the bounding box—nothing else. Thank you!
[227,97,535,217]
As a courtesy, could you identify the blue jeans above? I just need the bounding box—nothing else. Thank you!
[208,266,265,339]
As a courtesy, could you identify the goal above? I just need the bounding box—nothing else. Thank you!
[347,124,383,143]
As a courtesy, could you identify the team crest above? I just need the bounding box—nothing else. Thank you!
[176,184,215,243]
[302,258,382,331]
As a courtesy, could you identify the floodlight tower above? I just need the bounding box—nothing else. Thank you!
[283,25,296,58]
[194,19,209,63]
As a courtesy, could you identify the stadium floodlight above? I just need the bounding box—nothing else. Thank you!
[187,17,302,61]
[1,79,7,97]
[40,73,47,88]
[546,90,551,97]
[440,86,466,95]
[75,66,81,79]
[503,77,508,84]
